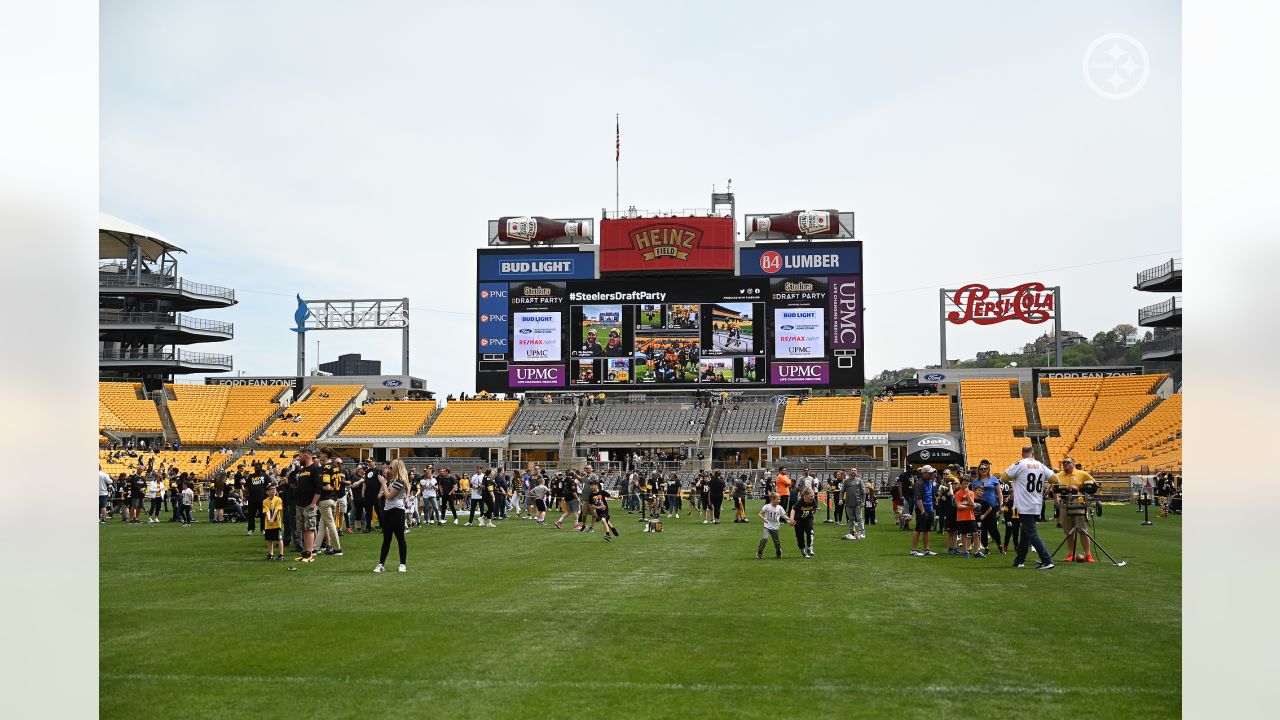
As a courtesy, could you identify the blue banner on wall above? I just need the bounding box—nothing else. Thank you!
[477,250,596,281]
[738,243,862,277]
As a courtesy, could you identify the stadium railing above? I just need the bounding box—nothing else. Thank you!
[98,311,234,334]
[1135,257,1181,286]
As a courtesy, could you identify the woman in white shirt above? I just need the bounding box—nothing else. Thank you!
[374,459,410,573]
[146,474,165,523]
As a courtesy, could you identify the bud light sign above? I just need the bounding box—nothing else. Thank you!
[509,365,565,388]
[477,251,596,281]
[770,362,829,385]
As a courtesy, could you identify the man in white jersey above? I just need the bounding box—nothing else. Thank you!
[1002,446,1055,570]
[98,465,112,523]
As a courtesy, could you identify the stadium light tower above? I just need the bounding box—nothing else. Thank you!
[292,297,410,376]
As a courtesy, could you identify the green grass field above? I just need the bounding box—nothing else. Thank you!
[100,501,1181,719]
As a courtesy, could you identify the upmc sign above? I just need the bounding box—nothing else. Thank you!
[946,282,1056,325]
[738,242,862,277]
[599,216,734,273]
[829,275,862,352]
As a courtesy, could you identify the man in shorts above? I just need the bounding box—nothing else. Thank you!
[98,465,111,523]
[580,465,600,532]
[529,476,551,525]
[910,466,938,556]
[555,472,582,530]
[289,447,322,563]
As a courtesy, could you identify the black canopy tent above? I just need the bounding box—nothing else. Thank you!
[906,434,964,467]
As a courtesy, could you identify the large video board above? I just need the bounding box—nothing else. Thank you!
[476,243,862,392]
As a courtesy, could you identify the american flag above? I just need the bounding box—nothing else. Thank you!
[615,115,620,162]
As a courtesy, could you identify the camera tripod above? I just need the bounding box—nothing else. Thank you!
[1050,496,1127,567]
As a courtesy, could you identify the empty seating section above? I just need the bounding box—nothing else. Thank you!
[427,400,520,436]
[718,404,779,434]
[99,382,163,433]
[1088,394,1182,472]
[1037,374,1175,471]
[507,406,577,438]
[780,397,860,433]
[959,379,1028,465]
[260,385,363,445]
[99,450,224,479]
[339,401,436,436]
[870,395,950,433]
[167,384,285,445]
[579,405,709,436]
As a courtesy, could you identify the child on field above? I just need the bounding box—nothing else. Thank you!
[263,483,284,560]
[790,488,821,558]
[179,482,194,526]
[953,481,981,557]
[756,493,791,559]
[588,480,620,541]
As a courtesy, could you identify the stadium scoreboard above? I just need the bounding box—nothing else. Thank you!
[476,240,863,392]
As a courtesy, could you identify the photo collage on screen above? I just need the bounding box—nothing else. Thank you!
[570,300,763,386]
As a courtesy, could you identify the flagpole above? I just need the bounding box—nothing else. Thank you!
[614,114,620,217]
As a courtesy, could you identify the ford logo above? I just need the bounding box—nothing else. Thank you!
[923,373,945,382]
[519,328,532,334]
[382,379,403,387]
[780,325,794,331]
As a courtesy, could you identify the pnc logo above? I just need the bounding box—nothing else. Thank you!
[480,289,508,299]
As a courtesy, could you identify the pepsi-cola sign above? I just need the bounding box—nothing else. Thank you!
[946,283,1056,325]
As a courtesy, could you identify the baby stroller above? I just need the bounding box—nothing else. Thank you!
[897,511,913,531]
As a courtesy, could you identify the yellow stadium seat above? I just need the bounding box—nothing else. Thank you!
[869,396,950,433]
[99,382,163,434]
[780,397,861,434]
[340,401,437,436]
[426,401,520,436]
[259,385,364,446]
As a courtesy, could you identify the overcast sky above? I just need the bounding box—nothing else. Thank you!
[101,0,1180,392]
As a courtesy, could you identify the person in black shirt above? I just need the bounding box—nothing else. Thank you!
[244,464,268,535]
[316,448,344,555]
[789,489,821,558]
[128,473,146,524]
[707,471,726,524]
[350,463,383,532]
[587,480,619,540]
[581,329,604,355]
[731,474,749,523]
[289,448,322,562]
[494,467,509,520]
[665,474,681,518]
[436,468,459,525]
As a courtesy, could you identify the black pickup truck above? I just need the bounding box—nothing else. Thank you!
[887,377,940,396]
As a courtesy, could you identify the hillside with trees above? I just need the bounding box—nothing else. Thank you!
[860,323,1181,397]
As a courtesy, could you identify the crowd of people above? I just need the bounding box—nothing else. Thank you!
[99,444,1157,570]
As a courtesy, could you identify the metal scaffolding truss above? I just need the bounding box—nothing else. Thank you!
[295,298,410,375]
